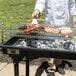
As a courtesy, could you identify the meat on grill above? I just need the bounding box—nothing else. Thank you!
[18,24,72,34]
[44,26,60,33]
[57,27,72,34]
[18,24,41,32]
[18,24,57,33]
[44,26,72,34]
[23,24,41,32]
[18,25,26,30]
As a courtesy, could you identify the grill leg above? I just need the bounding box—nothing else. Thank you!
[26,57,29,76]
[12,57,19,76]
[14,61,19,76]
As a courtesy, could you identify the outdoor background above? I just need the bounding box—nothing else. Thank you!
[0,0,44,29]
[0,0,76,26]
[0,0,76,40]
[0,1,76,76]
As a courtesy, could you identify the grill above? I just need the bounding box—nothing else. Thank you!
[0,23,76,59]
[1,23,76,55]
[0,23,76,76]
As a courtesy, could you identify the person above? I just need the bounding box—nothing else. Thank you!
[32,0,76,76]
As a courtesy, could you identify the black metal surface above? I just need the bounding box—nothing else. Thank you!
[25,57,29,76]
[1,41,75,58]
[13,58,19,76]
[0,41,76,60]
[0,35,76,53]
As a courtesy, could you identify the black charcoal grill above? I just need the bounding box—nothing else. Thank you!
[0,23,76,76]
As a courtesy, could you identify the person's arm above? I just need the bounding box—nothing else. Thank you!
[69,0,76,25]
[73,16,76,25]
[32,0,46,18]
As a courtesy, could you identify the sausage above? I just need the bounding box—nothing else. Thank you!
[19,24,41,32]
[18,25,26,30]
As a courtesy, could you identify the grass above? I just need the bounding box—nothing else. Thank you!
[0,0,36,41]
[0,0,76,27]
[0,0,36,24]
[0,0,76,41]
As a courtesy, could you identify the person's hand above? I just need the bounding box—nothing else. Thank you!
[73,16,76,26]
[32,9,40,18]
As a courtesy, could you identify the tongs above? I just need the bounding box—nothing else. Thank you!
[31,16,38,24]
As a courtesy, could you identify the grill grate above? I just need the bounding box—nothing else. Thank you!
[1,23,76,45]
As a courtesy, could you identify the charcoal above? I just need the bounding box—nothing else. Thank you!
[69,43,75,51]
[69,42,76,51]
[44,41,49,44]
[63,42,71,49]
[12,37,76,51]
[13,38,27,47]
[53,45,57,48]
[20,41,27,47]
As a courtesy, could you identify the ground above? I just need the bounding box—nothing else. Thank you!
[0,52,76,76]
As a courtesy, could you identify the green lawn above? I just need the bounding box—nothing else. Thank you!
[0,0,36,24]
[0,0,35,40]
[0,0,76,27]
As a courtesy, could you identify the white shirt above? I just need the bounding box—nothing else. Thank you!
[35,0,76,25]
